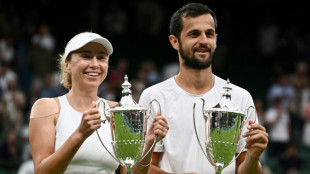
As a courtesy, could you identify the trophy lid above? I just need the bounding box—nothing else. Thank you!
[206,79,245,116]
[109,75,146,112]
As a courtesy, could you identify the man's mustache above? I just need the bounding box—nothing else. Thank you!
[194,45,211,52]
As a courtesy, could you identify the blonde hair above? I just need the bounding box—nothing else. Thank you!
[59,53,72,90]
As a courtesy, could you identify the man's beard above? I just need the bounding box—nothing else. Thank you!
[179,42,213,70]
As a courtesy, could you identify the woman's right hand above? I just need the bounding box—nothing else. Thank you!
[76,101,102,139]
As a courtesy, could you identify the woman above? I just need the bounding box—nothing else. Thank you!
[29,32,169,174]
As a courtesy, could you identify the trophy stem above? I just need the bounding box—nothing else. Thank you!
[215,164,223,174]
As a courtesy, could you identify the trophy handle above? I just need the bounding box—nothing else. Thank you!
[95,99,122,164]
[138,99,161,164]
[244,105,257,123]
[193,98,209,159]
[95,99,111,123]
[229,105,257,164]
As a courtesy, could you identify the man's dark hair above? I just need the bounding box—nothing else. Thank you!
[169,3,217,40]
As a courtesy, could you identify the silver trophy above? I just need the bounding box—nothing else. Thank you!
[95,75,160,173]
[193,79,256,174]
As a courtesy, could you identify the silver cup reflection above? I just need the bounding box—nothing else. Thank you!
[193,79,255,174]
[95,75,159,173]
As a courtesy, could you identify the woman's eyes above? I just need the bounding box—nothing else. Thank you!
[81,54,92,59]
[81,54,107,60]
[96,56,107,60]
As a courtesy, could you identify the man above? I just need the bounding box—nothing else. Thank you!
[139,3,268,174]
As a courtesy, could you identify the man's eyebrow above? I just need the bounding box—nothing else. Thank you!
[187,28,215,34]
[187,29,199,33]
[207,28,216,33]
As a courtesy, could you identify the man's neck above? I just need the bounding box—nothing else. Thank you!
[175,66,214,95]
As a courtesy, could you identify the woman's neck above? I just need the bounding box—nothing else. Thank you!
[66,86,98,112]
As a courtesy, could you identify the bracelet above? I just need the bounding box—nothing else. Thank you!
[138,158,152,167]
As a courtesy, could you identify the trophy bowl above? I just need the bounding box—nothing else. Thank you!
[193,80,255,174]
[109,106,147,170]
[202,107,244,173]
[95,75,158,173]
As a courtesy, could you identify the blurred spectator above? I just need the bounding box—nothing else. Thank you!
[265,96,291,157]
[301,76,310,147]
[16,124,34,173]
[31,23,55,52]
[291,66,310,142]
[27,78,42,113]
[19,125,31,161]
[0,61,18,94]
[255,98,266,125]
[300,76,310,117]
[98,82,118,101]
[302,101,310,147]
[258,17,279,57]
[17,159,34,174]
[266,74,298,143]
[0,33,15,65]
[29,23,56,78]
[280,144,303,174]
[146,70,161,87]
[161,61,179,80]
[140,60,161,87]
[130,60,161,101]
[266,74,296,110]
[109,58,128,86]
[267,62,285,86]
[289,61,309,117]
[40,73,59,98]
[0,78,26,132]
[131,68,148,102]
[0,129,21,173]
[14,36,31,93]
[289,61,309,89]
[261,166,273,174]
[106,58,128,101]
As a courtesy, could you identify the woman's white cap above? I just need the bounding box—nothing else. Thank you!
[64,32,113,59]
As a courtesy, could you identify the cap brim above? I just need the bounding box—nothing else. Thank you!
[64,32,113,59]
[90,38,113,55]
